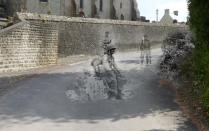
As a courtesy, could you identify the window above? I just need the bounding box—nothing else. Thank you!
[80,0,83,9]
[120,2,122,9]
[40,0,48,2]
[100,0,103,11]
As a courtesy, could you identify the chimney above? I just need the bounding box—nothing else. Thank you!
[165,9,170,15]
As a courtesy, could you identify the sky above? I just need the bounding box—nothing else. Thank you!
[137,0,189,22]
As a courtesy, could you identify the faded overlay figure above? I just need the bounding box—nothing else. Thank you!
[103,31,112,54]
[140,35,151,64]
[91,31,111,76]
[91,31,119,76]
[103,32,120,74]
[91,31,122,99]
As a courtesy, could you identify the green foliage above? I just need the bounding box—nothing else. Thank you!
[187,0,209,110]
[203,88,209,109]
[197,49,209,108]
[180,53,195,80]
[188,0,209,49]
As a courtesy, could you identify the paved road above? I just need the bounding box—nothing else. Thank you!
[0,48,198,131]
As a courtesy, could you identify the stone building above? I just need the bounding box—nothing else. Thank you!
[6,0,140,21]
[160,9,173,24]
[6,0,62,16]
[0,0,6,18]
[113,0,133,20]
[64,0,140,20]
[62,0,91,17]
[94,0,113,19]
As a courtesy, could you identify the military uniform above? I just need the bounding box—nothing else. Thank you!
[103,32,112,55]
[140,36,151,64]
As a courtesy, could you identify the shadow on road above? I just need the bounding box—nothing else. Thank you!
[0,66,198,130]
[0,48,198,130]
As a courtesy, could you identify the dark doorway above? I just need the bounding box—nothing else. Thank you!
[121,14,124,20]
[92,4,97,18]
[99,0,103,11]
[112,6,117,19]
[131,0,137,21]
[91,0,97,18]
[70,0,76,16]
[80,0,83,9]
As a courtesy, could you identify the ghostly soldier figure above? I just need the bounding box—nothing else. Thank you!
[102,32,119,73]
[91,31,118,76]
[102,32,120,99]
[91,32,111,76]
[106,43,119,73]
[91,31,121,99]
[140,35,151,64]
[103,31,112,55]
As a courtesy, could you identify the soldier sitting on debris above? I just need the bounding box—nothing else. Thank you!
[91,31,119,76]
[140,35,151,64]
[91,32,122,99]
[91,32,112,76]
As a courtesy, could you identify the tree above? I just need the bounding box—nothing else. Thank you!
[188,0,209,49]
[188,0,209,110]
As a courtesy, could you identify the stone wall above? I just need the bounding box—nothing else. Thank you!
[18,13,188,57]
[53,16,188,57]
[0,13,188,72]
[58,22,187,57]
[0,19,58,72]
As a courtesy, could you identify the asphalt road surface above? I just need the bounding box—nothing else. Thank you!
[0,48,198,131]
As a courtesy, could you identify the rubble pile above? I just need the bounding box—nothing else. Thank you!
[65,31,127,102]
[65,69,126,102]
[66,71,109,102]
[160,32,195,83]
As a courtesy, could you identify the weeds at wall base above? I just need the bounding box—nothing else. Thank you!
[179,52,209,128]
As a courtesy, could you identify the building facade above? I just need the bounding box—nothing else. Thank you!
[0,0,6,18]
[160,9,173,24]
[5,0,140,21]
[6,0,62,16]
[113,0,132,20]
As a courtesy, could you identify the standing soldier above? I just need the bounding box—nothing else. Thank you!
[140,35,151,64]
